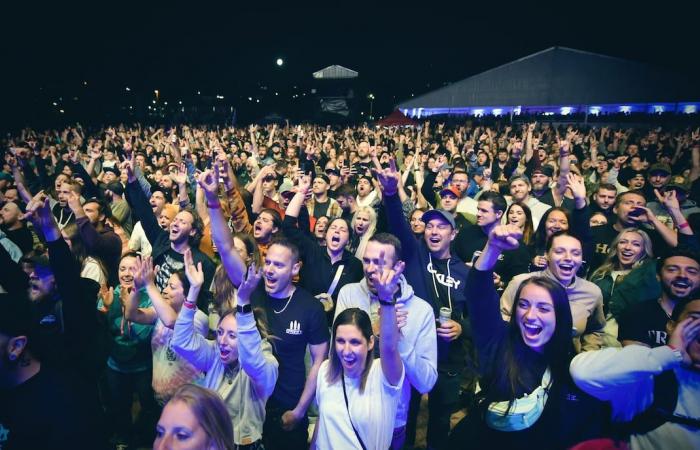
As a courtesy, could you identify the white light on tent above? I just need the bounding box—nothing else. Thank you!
[492,108,503,116]
[684,105,697,114]
[620,105,631,113]
[513,106,522,115]
[589,106,601,115]
[560,107,572,115]
[473,109,484,117]
[653,105,664,113]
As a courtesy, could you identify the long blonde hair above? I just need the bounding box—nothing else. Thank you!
[590,228,653,281]
[351,206,377,259]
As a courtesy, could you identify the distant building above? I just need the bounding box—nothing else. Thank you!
[312,65,359,122]
[397,47,699,119]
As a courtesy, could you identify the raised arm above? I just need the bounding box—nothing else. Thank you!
[373,253,405,386]
[198,166,246,287]
[376,158,419,260]
[235,263,279,399]
[124,256,165,326]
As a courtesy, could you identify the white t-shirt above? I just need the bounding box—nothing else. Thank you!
[128,221,152,257]
[315,359,403,450]
[81,257,107,288]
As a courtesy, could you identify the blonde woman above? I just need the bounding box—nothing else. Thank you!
[588,228,653,347]
[349,206,377,259]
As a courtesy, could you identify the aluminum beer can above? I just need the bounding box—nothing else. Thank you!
[439,307,452,325]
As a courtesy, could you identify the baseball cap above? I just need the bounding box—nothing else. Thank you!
[106,181,124,197]
[279,181,295,199]
[102,166,120,177]
[421,209,456,229]
[532,165,555,178]
[649,163,672,175]
[439,185,462,198]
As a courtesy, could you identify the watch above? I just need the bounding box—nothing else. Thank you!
[236,304,253,314]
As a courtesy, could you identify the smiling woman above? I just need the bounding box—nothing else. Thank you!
[448,225,607,449]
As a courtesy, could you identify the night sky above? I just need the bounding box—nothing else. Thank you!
[2,2,697,128]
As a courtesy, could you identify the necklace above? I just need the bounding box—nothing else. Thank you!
[272,290,295,314]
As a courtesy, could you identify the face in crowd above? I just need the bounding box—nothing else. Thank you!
[507,204,527,230]
[424,216,455,257]
[263,243,300,297]
[450,172,469,194]
[544,210,569,239]
[509,179,530,203]
[547,234,583,286]
[659,256,700,302]
[615,230,646,269]
[169,211,197,246]
[410,210,426,235]
[253,211,279,243]
[325,218,350,255]
[593,187,616,212]
[614,192,646,226]
[476,200,502,228]
[515,282,556,353]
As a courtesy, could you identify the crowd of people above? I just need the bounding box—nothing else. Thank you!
[0,119,699,450]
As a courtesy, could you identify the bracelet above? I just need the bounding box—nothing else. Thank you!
[183,301,197,310]
[678,222,690,230]
[207,202,221,209]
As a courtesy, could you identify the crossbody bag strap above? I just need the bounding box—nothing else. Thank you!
[341,373,367,450]
[327,264,345,297]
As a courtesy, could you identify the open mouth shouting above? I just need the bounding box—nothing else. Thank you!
[670,278,692,296]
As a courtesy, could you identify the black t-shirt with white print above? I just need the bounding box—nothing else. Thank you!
[252,284,330,410]
[617,299,670,347]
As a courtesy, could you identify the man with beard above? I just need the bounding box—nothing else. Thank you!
[645,163,672,201]
[377,159,469,450]
[356,175,379,208]
[618,250,700,348]
[590,183,618,222]
[124,162,215,311]
[0,201,34,255]
[53,180,82,230]
[306,174,341,219]
[335,183,358,222]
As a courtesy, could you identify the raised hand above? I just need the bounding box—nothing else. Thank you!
[373,157,400,196]
[197,166,220,202]
[668,315,700,367]
[654,188,681,212]
[566,173,586,201]
[487,224,523,252]
[184,248,204,289]
[297,174,311,195]
[133,256,155,289]
[171,162,187,186]
[236,262,262,306]
[372,250,406,303]
[65,190,83,215]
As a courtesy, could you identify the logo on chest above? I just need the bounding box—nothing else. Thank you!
[286,320,303,335]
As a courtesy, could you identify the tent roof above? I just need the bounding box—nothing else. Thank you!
[397,47,698,109]
[313,65,358,79]
[378,110,418,126]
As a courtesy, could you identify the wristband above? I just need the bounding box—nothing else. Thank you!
[667,344,683,361]
[378,298,396,307]
[678,222,690,230]
[183,301,197,310]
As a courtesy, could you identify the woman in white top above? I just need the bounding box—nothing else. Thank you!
[313,255,405,450]
[122,250,208,404]
[171,262,278,448]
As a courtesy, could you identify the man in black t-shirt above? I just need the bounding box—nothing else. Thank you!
[619,250,700,347]
[250,238,329,450]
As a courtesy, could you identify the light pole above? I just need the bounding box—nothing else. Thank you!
[368,93,375,119]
